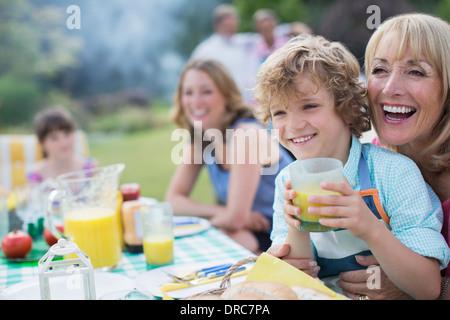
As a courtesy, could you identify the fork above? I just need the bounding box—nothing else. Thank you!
[165,266,247,286]
[164,266,246,284]
[164,263,233,282]
[163,271,196,283]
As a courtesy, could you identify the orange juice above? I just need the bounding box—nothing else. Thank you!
[293,188,340,232]
[143,235,173,266]
[64,206,122,269]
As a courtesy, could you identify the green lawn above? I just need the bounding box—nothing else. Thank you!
[89,123,215,204]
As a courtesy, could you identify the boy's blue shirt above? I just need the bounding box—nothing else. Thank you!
[271,135,450,269]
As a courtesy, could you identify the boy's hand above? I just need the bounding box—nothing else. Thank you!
[282,180,302,228]
[267,244,319,277]
[307,179,381,240]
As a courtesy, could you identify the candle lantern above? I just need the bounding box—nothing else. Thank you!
[38,238,96,300]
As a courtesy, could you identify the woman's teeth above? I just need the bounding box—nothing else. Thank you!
[292,135,314,143]
[383,105,415,114]
[192,109,207,116]
[383,105,416,121]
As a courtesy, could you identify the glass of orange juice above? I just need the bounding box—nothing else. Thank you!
[289,158,343,232]
[140,202,174,268]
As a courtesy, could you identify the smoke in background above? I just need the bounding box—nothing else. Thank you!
[57,0,224,101]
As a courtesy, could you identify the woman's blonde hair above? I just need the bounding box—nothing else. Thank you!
[254,34,370,138]
[365,13,450,171]
[171,59,253,140]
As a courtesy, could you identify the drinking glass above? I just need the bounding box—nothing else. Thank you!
[140,202,174,268]
[289,158,343,232]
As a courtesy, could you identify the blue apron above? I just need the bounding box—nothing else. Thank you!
[314,148,390,279]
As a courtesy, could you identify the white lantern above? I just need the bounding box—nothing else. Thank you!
[38,238,96,300]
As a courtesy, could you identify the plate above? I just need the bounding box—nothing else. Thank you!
[173,216,211,237]
[0,272,134,300]
[134,261,248,299]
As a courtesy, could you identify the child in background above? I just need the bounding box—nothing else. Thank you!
[28,107,97,184]
[254,34,449,299]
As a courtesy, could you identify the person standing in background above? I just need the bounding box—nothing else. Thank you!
[191,4,256,104]
[246,9,292,106]
[251,9,290,66]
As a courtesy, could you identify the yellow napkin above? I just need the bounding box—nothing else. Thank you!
[246,252,345,300]
[162,293,174,300]
[160,269,249,292]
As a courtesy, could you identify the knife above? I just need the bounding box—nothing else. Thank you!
[182,263,233,278]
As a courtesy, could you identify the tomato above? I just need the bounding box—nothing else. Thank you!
[43,224,64,246]
[1,230,33,258]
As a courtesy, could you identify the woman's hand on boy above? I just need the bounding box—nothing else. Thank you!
[337,255,412,300]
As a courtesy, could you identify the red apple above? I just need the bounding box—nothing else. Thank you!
[43,224,64,246]
[1,230,33,258]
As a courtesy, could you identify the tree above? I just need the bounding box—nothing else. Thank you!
[0,0,83,126]
[436,0,450,21]
[0,0,36,78]
[31,6,83,80]
[317,0,415,66]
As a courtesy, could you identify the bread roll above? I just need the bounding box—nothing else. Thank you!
[185,294,223,300]
[291,286,332,300]
[232,293,265,300]
[221,281,298,300]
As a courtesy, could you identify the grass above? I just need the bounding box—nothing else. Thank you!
[89,111,215,204]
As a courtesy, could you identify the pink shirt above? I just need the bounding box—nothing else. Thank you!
[27,157,96,183]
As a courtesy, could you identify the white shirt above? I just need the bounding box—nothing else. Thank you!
[191,33,256,103]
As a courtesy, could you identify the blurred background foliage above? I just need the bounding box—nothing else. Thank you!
[0,0,447,200]
[0,0,447,133]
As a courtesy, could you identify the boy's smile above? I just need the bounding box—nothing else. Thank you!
[270,74,351,164]
[291,134,315,145]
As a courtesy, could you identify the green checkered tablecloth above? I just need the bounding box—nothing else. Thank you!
[0,227,254,292]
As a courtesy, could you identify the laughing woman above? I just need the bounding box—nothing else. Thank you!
[165,59,292,253]
[336,13,450,300]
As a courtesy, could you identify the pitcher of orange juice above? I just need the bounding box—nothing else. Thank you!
[46,164,125,269]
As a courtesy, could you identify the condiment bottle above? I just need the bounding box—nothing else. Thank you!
[120,183,140,202]
[122,199,144,253]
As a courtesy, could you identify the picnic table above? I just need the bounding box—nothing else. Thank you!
[0,226,254,299]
